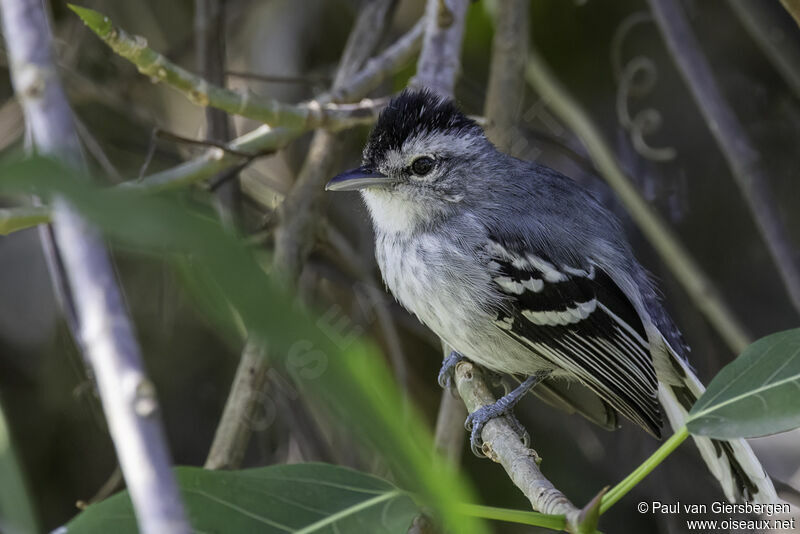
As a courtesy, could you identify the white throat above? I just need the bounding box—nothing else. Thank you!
[360,189,426,236]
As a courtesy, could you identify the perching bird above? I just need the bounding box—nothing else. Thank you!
[326,89,777,504]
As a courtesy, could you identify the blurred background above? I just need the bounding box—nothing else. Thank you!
[1,0,799,532]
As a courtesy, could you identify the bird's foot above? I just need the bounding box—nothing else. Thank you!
[438,351,504,390]
[464,370,551,456]
[437,351,467,389]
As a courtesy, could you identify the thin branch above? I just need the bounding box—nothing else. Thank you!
[0,0,190,532]
[454,362,591,532]
[273,0,399,285]
[0,17,424,235]
[729,0,800,98]
[328,19,424,103]
[780,0,800,27]
[647,0,800,317]
[411,0,471,470]
[205,0,400,471]
[525,42,752,353]
[483,0,529,154]
[70,5,382,131]
[204,340,268,470]
[410,0,469,96]
[321,223,410,395]
[195,0,241,224]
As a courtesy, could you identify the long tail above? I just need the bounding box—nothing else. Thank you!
[657,348,778,504]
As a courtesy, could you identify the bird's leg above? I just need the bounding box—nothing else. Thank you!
[437,351,466,389]
[438,351,505,390]
[465,370,551,456]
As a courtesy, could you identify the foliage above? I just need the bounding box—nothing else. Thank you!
[6,155,800,533]
[66,463,419,534]
[0,404,39,534]
[0,156,485,534]
[688,328,800,439]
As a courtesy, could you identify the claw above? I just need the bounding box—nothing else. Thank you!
[465,404,530,456]
[464,370,551,457]
[437,351,466,389]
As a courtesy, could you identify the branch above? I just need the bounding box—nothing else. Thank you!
[455,362,600,533]
[195,0,241,224]
[0,0,190,532]
[273,0,399,285]
[729,0,800,98]
[205,0,401,471]
[483,0,529,154]
[411,0,471,470]
[69,5,382,131]
[204,340,268,470]
[780,0,800,27]
[525,43,752,353]
[1,16,423,233]
[410,0,469,96]
[647,0,800,317]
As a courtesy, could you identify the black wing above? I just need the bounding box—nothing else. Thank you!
[486,238,662,437]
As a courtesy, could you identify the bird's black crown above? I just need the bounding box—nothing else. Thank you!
[363,89,481,168]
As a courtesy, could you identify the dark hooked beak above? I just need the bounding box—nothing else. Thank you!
[325,167,390,191]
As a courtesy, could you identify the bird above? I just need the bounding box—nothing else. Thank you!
[325,88,777,505]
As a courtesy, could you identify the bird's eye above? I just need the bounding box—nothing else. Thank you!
[410,156,435,176]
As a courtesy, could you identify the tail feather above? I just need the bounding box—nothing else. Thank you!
[657,348,778,504]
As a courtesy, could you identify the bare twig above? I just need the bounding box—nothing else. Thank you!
[411,0,471,468]
[73,117,124,182]
[70,5,383,131]
[273,0,399,285]
[321,224,410,395]
[410,0,469,96]
[0,17,424,234]
[483,0,529,154]
[525,43,752,353]
[0,0,190,532]
[647,0,800,317]
[195,0,241,224]
[780,0,800,27]
[204,340,268,469]
[205,0,400,471]
[328,19,424,103]
[154,128,273,159]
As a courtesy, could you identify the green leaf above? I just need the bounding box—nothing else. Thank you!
[688,328,800,439]
[66,464,419,533]
[0,403,40,534]
[0,157,486,534]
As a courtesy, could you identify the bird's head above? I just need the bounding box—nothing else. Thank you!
[326,89,493,234]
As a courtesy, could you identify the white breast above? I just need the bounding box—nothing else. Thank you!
[374,229,551,375]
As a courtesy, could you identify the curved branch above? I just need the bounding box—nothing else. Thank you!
[0,15,423,231]
[411,0,471,470]
[647,0,800,317]
[70,5,383,131]
[0,0,190,532]
[206,0,402,471]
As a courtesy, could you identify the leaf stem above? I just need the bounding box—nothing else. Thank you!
[600,425,689,514]
[458,503,566,530]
